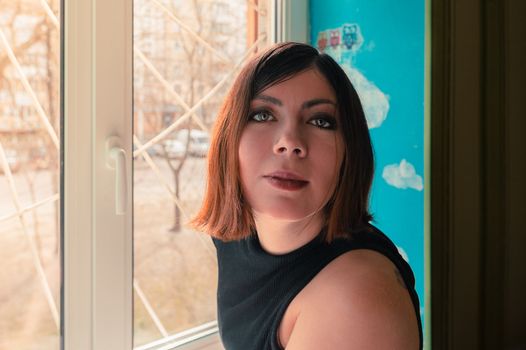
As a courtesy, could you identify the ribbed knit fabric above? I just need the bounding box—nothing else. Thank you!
[213,224,423,350]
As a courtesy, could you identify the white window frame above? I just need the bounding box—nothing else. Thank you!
[62,0,305,349]
[63,0,133,349]
[271,0,309,44]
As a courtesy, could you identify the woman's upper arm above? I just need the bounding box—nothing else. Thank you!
[284,250,419,350]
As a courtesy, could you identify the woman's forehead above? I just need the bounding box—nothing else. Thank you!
[253,69,337,106]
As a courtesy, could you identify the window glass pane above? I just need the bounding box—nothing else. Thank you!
[132,0,270,348]
[0,0,61,349]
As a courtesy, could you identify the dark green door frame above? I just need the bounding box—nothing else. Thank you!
[431,0,526,349]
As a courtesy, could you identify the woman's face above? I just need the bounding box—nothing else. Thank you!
[238,68,345,222]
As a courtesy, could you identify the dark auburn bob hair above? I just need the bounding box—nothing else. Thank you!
[191,42,374,242]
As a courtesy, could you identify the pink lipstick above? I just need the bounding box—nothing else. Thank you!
[263,171,308,191]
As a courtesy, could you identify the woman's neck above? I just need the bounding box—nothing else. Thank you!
[252,211,324,255]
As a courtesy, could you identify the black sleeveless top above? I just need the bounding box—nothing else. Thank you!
[213,224,423,349]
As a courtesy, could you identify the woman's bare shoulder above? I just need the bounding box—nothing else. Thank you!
[284,249,419,350]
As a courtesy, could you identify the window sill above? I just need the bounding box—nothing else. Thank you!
[135,321,223,350]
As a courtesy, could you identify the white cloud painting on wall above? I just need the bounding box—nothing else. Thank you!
[382,159,423,191]
[318,23,390,129]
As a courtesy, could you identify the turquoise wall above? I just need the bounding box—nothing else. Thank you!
[310,0,426,326]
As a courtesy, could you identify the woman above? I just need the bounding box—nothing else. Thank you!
[192,42,422,349]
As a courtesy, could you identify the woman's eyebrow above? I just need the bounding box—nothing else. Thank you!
[302,98,336,109]
[254,94,282,106]
[254,95,336,109]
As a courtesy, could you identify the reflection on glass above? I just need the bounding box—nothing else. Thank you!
[132,0,270,347]
[0,0,61,349]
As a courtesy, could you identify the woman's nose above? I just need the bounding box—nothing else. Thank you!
[273,127,307,157]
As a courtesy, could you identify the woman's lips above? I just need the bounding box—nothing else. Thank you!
[263,172,309,191]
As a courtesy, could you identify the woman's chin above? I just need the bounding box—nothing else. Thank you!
[253,207,322,223]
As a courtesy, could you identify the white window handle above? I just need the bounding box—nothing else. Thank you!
[106,136,127,215]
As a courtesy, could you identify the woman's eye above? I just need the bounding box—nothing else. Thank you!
[250,111,274,122]
[309,116,336,130]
